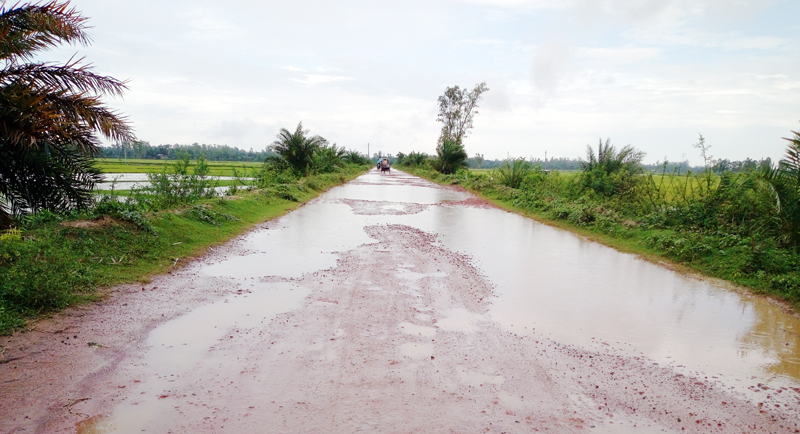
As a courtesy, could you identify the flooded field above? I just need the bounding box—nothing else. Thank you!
[1,170,799,433]
[95,173,249,191]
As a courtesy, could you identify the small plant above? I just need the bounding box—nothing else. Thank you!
[135,154,218,209]
[0,228,21,242]
[181,205,236,226]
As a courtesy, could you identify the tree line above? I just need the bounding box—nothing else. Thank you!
[100,141,276,162]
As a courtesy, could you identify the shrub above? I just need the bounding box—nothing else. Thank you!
[494,157,532,189]
[431,139,468,174]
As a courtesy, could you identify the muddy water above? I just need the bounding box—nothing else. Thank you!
[79,170,800,432]
[407,204,800,382]
[332,171,800,388]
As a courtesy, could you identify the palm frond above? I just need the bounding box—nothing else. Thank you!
[0,1,90,62]
[0,1,133,228]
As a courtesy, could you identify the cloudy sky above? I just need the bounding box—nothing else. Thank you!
[43,0,800,165]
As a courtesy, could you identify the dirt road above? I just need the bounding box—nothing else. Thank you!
[1,170,799,433]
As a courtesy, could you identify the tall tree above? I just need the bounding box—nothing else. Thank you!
[434,82,488,174]
[436,81,489,146]
[0,1,134,228]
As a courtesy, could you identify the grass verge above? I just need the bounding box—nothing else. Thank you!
[0,169,365,335]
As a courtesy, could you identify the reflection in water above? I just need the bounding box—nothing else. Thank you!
[256,170,800,385]
[740,300,800,379]
[403,201,800,388]
[329,172,800,390]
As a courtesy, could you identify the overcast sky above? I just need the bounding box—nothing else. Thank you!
[42,0,800,165]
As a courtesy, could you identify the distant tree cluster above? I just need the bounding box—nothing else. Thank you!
[101,141,275,162]
[467,155,581,171]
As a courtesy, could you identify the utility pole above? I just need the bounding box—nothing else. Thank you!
[544,150,547,162]
[368,143,370,160]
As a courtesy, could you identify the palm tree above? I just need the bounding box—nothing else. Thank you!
[579,139,645,196]
[581,139,644,175]
[761,130,800,249]
[270,122,327,175]
[495,157,532,189]
[342,149,368,165]
[432,139,468,175]
[0,1,134,228]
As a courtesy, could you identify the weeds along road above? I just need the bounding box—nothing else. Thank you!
[1,170,800,433]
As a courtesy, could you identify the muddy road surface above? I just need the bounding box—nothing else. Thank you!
[2,170,800,433]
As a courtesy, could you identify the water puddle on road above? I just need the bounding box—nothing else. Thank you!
[347,171,800,391]
[98,282,310,432]
[97,169,800,431]
[403,204,800,388]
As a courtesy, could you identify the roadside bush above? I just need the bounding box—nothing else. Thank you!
[131,154,218,210]
[256,165,298,188]
[22,210,63,228]
[494,157,532,189]
[0,227,98,315]
[398,151,430,168]
[94,196,154,232]
[431,139,468,174]
[770,274,800,303]
[312,144,346,174]
[343,150,369,165]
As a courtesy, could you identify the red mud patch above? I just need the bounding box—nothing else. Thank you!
[60,216,117,229]
[339,198,430,215]
[438,196,495,209]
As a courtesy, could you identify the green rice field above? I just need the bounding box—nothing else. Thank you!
[97,158,263,177]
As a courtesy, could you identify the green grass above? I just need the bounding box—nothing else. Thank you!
[0,168,366,335]
[646,173,721,203]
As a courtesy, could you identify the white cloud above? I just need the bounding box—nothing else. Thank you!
[575,46,661,63]
[720,36,787,51]
[290,74,354,85]
[38,0,799,165]
[453,38,508,46]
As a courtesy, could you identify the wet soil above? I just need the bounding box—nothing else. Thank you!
[1,170,799,433]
